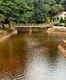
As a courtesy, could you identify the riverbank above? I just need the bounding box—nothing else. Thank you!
[0,30,17,42]
[47,26,66,35]
[47,31,66,35]
[58,40,66,58]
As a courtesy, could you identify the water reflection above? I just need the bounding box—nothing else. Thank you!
[0,33,66,80]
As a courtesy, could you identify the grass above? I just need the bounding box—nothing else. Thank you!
[53,23,64,26]
[0,30,6,35]
[53,29,60,32]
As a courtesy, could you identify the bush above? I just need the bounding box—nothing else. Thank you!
[7,29,13,33]
[0,30,5,34]
[64,24,66,27]
[64,17,66,27]
[60,17,64,23]
[54,23,62,26]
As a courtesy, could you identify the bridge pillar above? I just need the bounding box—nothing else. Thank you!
[29,27,32,35]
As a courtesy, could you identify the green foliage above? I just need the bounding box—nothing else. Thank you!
[54,23,63,26]
[0,30,5,34]
[60,17,64,23]
[64,17,66,27]
[0,0,64,24]
[0,14,5,22]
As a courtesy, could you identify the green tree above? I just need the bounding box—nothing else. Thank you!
[0,0,64,25]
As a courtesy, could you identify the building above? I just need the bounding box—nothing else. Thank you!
[55,11,66,20]
[60,12,66,20]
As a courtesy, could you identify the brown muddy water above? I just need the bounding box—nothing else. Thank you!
[0,32,66,80]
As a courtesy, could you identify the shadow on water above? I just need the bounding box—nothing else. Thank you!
[0,33,29,79]
[0,32,66,80]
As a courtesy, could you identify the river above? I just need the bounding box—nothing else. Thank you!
[0,32,66,80]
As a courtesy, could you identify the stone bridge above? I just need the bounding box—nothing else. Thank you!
[16,26,51,34]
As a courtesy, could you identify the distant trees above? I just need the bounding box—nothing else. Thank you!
[60,0,66,10]
[0,0,64,25]
[60,0,66,4]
